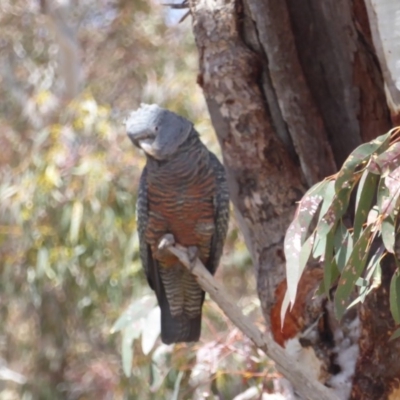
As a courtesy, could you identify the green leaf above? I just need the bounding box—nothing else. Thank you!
[317,183,355,238]
[334,220,347,250]
[382,216,396,253]
[372,141,400,177]
[69,201,83,244]
[313,233,327,258]
[317,180,336,222]
[111,295,157,333]
[299,233,316,274]
[347,260,382,309]
[366,244,385,273]
[280,234,315,324]
[334,225,374,319]
[323,229,336,295]
[367,205,380,226]
[334,222,353,272]
[284,182,328,306]
[354,170,379,241]
[324,259,340,298]
[390,269,400,324]
[353,244,385,305]
[377,176,390,214]
[335,132,390,193]
[381,166,400,217]
[171,370,184,400]
[389,327,400,341]
[151,344,172,392]
[296,180,330,229]
[282,233,316,323]
[36,247,56,280]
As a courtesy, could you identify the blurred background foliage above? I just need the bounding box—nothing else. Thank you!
[0,1,275,399]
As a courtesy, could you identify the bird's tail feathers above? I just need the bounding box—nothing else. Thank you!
[159,295,202,344]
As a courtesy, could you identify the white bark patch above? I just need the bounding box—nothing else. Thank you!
[285,338,323,382]
[327,315,360,400]
[252,192,263,206]
[365,0,400,111]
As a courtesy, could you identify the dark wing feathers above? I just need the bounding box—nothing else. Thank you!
[136,168,150,281]
[136,167,162,298]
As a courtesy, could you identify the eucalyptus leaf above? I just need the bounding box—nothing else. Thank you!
[284,180,326,307]
[382,216,396,253]
[171,370,184,400]
[377,176,390,215]
[111,295,157,333]
[334,223,353,272]
[334,225,375,319]
[317,180,336,222]
[372,142,400,177]
[317,183,355,238]
[69,201,83,244]
[335,132,390,193]
[354,170,378,241]
[141,306,161,355]
[299,233,316,274]
[151,344,172,392]
[313,233,327,259]
[389,327,400,341]
[121,322,142,377]
[381,166,400,217]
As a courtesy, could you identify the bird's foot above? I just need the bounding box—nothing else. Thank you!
[158,233,175,250]
[157,233,175,258]
[187,246,199,271]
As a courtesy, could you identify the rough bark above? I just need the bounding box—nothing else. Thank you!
[351,256,400,400]
[189,0,395,398]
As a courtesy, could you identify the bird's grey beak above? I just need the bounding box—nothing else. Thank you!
[127,130,156,149]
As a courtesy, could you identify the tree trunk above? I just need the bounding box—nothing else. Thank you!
[188,0,396,398]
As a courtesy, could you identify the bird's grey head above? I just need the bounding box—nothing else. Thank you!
[125,104,193,160]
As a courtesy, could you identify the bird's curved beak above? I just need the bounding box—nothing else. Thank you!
[127,130,156,150]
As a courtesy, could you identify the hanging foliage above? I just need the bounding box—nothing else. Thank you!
[283,127,400,338]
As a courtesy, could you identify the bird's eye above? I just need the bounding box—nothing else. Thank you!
[154,126,158,131]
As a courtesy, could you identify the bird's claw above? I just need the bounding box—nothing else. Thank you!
[158,233,176,251]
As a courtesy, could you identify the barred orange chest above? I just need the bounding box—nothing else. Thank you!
[145,172,216,268]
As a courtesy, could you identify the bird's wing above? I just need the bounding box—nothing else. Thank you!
[207,153,230,274]
[136,167,162,296]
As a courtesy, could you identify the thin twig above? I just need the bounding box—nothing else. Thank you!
[163,0,191,23]
[168,244,340,400]
[163,3,189,9]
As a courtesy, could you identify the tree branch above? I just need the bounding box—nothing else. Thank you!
[168,244,339,400]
